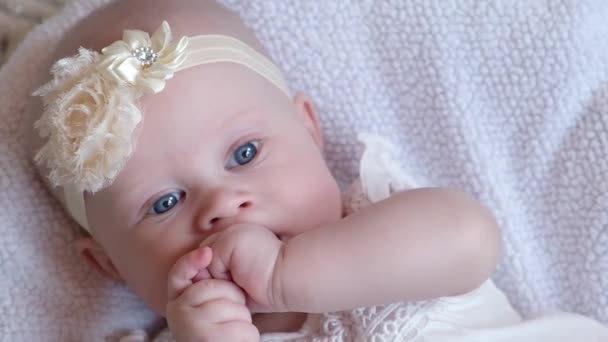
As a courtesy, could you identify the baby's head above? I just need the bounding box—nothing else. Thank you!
[32,0,342,315]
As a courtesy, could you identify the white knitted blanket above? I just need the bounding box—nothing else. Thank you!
[0,0,65,64]
[1,1,607,340]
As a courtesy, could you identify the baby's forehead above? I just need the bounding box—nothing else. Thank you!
[132,66,289,158]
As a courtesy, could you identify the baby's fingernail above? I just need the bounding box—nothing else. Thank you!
[193,247,205,259]
[193,246,211,263]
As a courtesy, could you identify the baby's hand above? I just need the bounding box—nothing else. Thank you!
[201,224,286,313]
[166,246,260,342]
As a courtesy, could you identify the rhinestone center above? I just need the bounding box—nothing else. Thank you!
[133,47,159,67]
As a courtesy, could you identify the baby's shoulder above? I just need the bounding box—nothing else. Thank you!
[342,132,418,214]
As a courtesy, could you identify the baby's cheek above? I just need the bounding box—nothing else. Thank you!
[116,248,173,315]
[133,265,171,315]
[295,164,342,229]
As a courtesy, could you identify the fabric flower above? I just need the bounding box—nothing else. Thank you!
[34,50,142,192]
[98,20,189,94]
[33,21,189,192]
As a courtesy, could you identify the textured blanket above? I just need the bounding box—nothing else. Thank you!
[0,0,66,65]
[1,0,607,340]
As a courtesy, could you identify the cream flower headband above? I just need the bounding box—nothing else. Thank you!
[34,21,289,232]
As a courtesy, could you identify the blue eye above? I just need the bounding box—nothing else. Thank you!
[227,141,259,168]
[149,192,183,215]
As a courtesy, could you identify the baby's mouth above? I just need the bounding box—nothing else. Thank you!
[277,233,291,242]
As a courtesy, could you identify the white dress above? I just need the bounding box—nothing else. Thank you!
[259,133,608,342]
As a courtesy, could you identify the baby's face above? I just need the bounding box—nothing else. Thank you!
[84,62,343,314]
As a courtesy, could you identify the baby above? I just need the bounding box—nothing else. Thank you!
[30,0,608,341]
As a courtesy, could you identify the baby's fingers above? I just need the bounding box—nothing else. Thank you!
[196,298,252,324]
[167,246,212,301]
[176,278,247,308]
[209,321,260,342]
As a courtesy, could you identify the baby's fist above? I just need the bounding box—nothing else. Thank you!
[201,223,285,313]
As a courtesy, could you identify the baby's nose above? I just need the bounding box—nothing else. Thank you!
[198,188,253,230]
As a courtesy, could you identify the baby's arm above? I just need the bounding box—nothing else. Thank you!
[275,187,502,313]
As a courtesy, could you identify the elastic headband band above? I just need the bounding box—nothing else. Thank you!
[33,21,289,232]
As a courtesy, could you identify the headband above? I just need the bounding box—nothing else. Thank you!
[33,21,290,231]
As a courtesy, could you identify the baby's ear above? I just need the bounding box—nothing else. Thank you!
[293,92,324,149]
[75,237,123,281]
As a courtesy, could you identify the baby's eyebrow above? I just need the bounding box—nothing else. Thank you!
[218,106,262,129]
[109,177,156,223]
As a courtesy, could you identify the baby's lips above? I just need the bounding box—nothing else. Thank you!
[192,268,211,282]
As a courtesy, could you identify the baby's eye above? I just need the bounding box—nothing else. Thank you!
[227,141,259,169]
[148,191,184,215]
